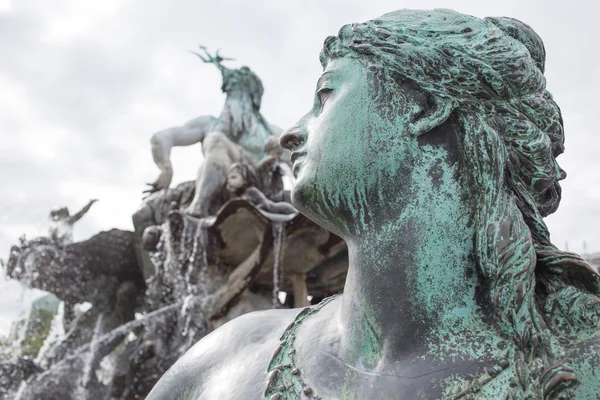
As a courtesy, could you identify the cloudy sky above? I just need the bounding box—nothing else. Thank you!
[0,0,598,334]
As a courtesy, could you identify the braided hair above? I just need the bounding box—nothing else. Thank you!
[320,9,600,398]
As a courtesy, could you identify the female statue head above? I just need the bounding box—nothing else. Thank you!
[281,8,600,398]
[147,9,600,400]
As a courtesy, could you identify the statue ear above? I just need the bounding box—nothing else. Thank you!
[407,94,455,137]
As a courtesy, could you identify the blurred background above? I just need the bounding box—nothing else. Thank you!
[1,0,598,335]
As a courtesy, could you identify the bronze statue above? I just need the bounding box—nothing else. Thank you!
[4,49,346,399]
[147,9,600,400]
[145,47,283,218]
[48,199,97,245]
[226,163,296,215]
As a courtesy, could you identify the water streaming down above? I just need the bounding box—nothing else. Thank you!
[60,303,180,358]
[35,301,65,368]
[187,225,201,285]
[180,295,194,332]
[11,298,31,360]
[187,221,209,297]
[13,381,27,400]
[178,216,188,261]
[9,253,37,360]
[154,217,188,305]
[78,313,104,399]
[2,211,346,399]
[8,288,34,400]
[174,220,209,342]
[271,222,285,308]
[2,177,347,399]
[176,217,190,297]
[13,301,182,400]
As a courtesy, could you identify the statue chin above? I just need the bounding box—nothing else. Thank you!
[290,176,317,215]
[291,181,345,237]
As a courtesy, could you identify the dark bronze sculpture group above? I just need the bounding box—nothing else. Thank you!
[4,36,344,400]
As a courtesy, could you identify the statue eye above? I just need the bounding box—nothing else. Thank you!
[316,88,333,114]
[317,87,333,103]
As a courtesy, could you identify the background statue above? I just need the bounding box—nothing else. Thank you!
[255,136,292,202]
[148,9,600,400]
[3,48,349,400]
[48,199,97,245]
[225,163,296,215]
[145,47,284,218]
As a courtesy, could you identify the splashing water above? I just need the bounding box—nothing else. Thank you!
[10,281,39,360]
[180,294,194,337]
[271,222,285,308]
[187,222,209,297]
[78,313,104,399]
[15,303,182,400]
[10,292,36,400]
[162,216,188,300]
[35,301,65,368]
[180,221,212,341]
[187,237,200,293]
[178,216,189,264]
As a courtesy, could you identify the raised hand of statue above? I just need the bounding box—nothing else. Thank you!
[144,168,173,197]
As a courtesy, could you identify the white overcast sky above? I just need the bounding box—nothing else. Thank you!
[0,0,598,334]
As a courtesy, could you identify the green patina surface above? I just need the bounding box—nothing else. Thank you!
[262,8,600,400]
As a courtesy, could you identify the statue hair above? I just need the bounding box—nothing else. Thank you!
[220,66,271,142]
[320,9,600,398]
[221,66,264,111]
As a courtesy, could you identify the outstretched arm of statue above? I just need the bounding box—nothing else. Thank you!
[145,115,217,194]
[68,199,98,225]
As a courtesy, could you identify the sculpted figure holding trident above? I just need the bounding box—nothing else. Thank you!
[148,10,600,399]
[146,47,282,217]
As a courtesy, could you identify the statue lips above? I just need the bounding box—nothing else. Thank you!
[291,151,306,177]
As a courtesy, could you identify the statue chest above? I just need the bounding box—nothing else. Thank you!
[283,360,517,400]
[237,124,272,160]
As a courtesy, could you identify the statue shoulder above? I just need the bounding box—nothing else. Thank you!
[183,115,218,130]
[146,308,298,400]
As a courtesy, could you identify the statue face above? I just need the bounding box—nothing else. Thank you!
[50,208,70,221]
[226,169,246,193]
[282,57,419,236]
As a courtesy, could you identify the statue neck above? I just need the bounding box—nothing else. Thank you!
[337,180,491,369]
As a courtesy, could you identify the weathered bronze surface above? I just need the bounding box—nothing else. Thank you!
[148,9,600,399]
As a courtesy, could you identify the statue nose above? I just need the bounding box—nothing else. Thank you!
[280,125,305,151]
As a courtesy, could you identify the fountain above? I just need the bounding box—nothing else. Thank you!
[0,49,348,399]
